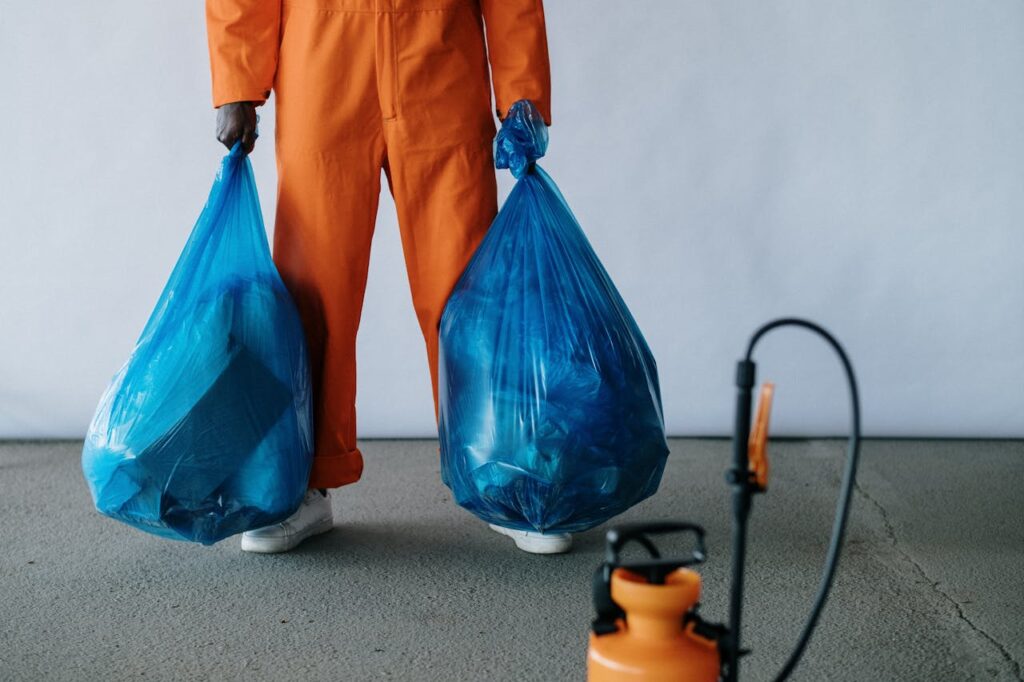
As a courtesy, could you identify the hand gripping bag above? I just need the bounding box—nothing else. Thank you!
[82,145,313,544]
[438,101,670,534]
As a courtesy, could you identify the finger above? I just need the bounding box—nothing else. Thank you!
[217,126,240,150]
[241,128,257,155]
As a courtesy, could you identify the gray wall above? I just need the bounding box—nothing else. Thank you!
[1,1,1021,438]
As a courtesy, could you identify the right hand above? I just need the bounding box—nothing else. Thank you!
[216,101,259,154]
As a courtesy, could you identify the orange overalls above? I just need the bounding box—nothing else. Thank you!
[206,0,551,488]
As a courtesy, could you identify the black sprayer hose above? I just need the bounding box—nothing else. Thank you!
[734,318,862,682]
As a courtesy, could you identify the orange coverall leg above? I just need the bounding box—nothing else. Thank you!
[207,0,551,490]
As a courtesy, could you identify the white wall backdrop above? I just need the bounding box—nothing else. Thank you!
[1,1,1022,439]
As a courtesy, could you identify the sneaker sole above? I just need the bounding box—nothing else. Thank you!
[240,517,334,554]
[488,523,572,555]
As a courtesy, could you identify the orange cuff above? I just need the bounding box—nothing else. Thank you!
[213,89,271,109]
[307,447,364,489]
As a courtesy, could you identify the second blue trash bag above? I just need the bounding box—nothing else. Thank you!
[82,144,313,545]
[438,101,669,535]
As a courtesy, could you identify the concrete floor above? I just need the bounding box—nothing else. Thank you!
[0,439,1021,681]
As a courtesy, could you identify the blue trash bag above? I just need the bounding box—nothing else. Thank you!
[82,144,313,545]
[438,100,670,535]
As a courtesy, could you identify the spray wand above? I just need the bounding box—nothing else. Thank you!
[725,318,862,681]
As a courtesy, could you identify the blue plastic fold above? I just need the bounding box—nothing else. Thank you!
[82,145,313,545]
[494,98,549,179]
[438,101,669,534]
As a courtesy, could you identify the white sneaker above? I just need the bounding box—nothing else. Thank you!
[240,489,333,553]
[489,523,572,555]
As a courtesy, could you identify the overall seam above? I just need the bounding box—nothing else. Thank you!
[281,2,472,15]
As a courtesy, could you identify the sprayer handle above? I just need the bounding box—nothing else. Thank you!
[603,522,707,584]
[592,521,710,635]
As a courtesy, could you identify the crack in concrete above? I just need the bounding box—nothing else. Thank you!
[855,481,1023,680]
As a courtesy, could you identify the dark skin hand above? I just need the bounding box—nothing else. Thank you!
[216,101,259,154]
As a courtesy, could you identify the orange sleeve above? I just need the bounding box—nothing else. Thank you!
[206,0,282,108]
[479,0,552,125]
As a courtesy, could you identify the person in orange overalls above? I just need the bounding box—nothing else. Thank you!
[207,0,570,554]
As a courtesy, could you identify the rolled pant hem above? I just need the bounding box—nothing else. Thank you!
[307,447,364,489]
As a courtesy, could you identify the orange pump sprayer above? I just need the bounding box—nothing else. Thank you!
[588,318,863,682]
[588,524,723,681]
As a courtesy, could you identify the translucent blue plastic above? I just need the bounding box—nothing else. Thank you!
[82,145,313,545]
[438,101,669,535]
